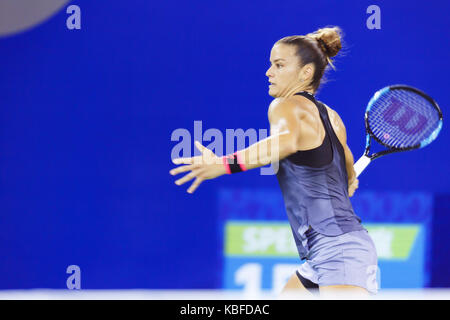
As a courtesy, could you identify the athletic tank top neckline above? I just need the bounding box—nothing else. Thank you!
[296,91,315,95]
[294,91,317,104]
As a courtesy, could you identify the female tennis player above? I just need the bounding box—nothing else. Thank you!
[170,27,378,296]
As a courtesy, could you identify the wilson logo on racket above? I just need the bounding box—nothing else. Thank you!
[354,85,443,177]
[382,98,428,135]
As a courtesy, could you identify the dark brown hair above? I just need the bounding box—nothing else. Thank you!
[276,26,343,92]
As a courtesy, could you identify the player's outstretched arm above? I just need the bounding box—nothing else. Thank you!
[169,97,304,194]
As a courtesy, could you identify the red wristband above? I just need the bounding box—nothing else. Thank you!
[234,151,247,172]
[222,152,247,174]
[222,155,232,174]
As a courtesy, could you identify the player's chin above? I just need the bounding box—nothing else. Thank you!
[268,87,278,97]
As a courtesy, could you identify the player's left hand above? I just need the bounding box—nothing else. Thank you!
[348,178,359,197]
[170,141,227,194]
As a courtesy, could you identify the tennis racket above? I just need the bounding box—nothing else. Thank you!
[353,85,443,177]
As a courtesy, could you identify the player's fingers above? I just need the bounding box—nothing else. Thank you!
[172,156,195,165]
[194,140,208,152]
[187,177,203,194]
[175,170,199,186]
[169,164,196,176]
[173,155,203,165]
[348,184,357,197]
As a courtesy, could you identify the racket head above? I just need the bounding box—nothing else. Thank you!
[364,85,443,158]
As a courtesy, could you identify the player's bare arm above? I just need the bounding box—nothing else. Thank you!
[326,106,358,196]
[169,97,307,194]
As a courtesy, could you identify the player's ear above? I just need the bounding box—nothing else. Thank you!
[299,63,314,82]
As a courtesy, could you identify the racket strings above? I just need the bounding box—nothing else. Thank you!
[368,90,440,148]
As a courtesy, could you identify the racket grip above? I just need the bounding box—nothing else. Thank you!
[354,155,371,178]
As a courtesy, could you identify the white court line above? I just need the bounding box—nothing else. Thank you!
[0,289,449,300]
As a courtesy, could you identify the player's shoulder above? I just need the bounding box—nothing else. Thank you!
[268,95,315,117]
[323,103,347,141]
[324,103,344,127]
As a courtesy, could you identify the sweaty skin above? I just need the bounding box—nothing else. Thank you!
[268,94,358,194]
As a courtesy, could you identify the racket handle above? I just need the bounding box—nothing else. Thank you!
[354,155,371,178]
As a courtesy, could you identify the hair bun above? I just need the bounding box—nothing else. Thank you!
[308,27,342,58]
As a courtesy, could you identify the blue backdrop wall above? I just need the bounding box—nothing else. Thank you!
[0,0,449,289]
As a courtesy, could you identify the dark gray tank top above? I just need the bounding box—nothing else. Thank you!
[276,91,364,259]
